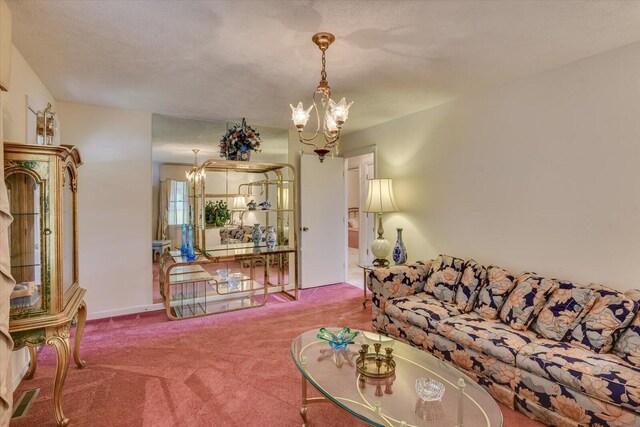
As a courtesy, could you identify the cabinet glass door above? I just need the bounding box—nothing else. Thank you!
[62,166,77,298]
[7,171,46,315]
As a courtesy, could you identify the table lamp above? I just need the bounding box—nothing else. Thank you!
[363,178,398,267]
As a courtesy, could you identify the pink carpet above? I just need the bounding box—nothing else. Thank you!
[12,284,542,426]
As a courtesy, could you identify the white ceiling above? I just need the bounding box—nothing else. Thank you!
[8,0,640,133]
[151,114,288,164]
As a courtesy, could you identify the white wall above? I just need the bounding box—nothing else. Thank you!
[0,44,57,392]
[1,46,53,142]
[58,102,155,318]
[344,41,640,291]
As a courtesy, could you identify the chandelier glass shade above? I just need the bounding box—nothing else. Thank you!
[290,32,353,162]
[185,148,205,182]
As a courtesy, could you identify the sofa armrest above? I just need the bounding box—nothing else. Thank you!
[368,261,432,307]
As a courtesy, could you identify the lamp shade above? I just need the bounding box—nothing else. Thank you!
[364,178,398,213]
[231,196,246,210]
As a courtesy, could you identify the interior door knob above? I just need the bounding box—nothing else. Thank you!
[302,227,309,232]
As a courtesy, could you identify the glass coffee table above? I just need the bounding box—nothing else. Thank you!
[291,329,503,427]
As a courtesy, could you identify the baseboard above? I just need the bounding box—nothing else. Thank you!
[87,303,164,320]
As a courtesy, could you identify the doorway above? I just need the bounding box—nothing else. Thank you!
[344,151,375,288]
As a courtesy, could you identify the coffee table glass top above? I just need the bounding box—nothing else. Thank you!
[291,329,503,427]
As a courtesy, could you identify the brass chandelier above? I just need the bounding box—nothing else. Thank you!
[290,32,353,162]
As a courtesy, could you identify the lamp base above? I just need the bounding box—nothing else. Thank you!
[372,258,390,268]
[371,237,391,267]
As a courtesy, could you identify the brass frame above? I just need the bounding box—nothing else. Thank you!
[4,142,87,427]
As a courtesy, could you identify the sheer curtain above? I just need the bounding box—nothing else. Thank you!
[156,179,172,240]
[156,179,188,249]
[0,97,15,425]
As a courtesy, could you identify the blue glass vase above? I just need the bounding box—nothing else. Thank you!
[180,224,188,256]
[186,225,196,261]
[393,228,407,265]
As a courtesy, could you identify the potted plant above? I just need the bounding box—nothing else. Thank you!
[205,200,230,227]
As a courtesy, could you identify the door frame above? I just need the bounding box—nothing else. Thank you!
[342,145,376,285]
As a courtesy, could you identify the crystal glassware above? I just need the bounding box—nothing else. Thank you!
[217,269,228,280]
[228,273,243,289]
[415,378,445,401]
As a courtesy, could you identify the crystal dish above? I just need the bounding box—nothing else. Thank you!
[415,377,445,401]
[227,273,243,289]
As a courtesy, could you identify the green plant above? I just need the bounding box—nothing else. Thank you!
[205,200,229,227]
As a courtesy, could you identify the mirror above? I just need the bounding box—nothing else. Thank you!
[62,165,77,298]
[7,171,46,314]
[151,114,289,303]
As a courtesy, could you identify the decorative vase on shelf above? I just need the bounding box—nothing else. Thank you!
[186,225,196,261]
[252,224,262,246]
[393,228,407,265]
[265,225,277,249]
[180,224,188,256]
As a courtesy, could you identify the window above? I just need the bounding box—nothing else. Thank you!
[168,180,189,225]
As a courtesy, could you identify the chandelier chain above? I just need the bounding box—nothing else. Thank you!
[321,50,327,84]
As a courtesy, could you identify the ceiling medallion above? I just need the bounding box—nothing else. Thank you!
[290,32,353,163]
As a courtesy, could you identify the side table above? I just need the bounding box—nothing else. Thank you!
[357,264,376,309]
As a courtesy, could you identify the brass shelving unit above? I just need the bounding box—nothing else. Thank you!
[159,160,298,320]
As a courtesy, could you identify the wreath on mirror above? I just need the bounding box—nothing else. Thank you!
[219,118,262,161]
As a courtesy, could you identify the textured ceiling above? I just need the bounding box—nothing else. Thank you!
[151,114,288,164]
[7,0,640,133]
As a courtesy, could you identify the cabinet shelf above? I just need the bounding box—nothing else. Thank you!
[11,263,41,269]
[230,208,294,212]
[173,297,262,319]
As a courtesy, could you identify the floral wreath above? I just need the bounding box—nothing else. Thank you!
[219,118,262,161]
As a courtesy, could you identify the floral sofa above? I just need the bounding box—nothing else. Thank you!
[368,255,640,427]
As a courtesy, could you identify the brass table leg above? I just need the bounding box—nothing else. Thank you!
[24,346,37,380]
[47,326,71,427]
[362,268,368,309]
[300,374,308,427]
[73,301,87,368]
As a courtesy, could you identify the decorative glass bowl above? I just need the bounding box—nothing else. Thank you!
[217,269,228,280]
[415,378,445,401]
[317,327,359,350]
[228,273,243,289]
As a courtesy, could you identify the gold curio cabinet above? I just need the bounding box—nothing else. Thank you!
[5,142,87,427]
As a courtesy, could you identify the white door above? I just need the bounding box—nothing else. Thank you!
[300,153,346,288]
[359,161,375,265]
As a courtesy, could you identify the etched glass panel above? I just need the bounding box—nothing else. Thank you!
[62,167,76,296]
[7,172,44,314]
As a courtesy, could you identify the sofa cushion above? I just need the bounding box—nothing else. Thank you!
[432,334,523,390]
[499,272,556,331]
[385,294,462,334]
[567,283,637,353]
[473,265,516,320]
[436,312,538,365]
[516,369,638,427]
[424,254,464,303]
[517,339,640,413]
[376,312,437,353]
[530,279,597,341]
[612,289,640,364]
[455,259,487,313]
